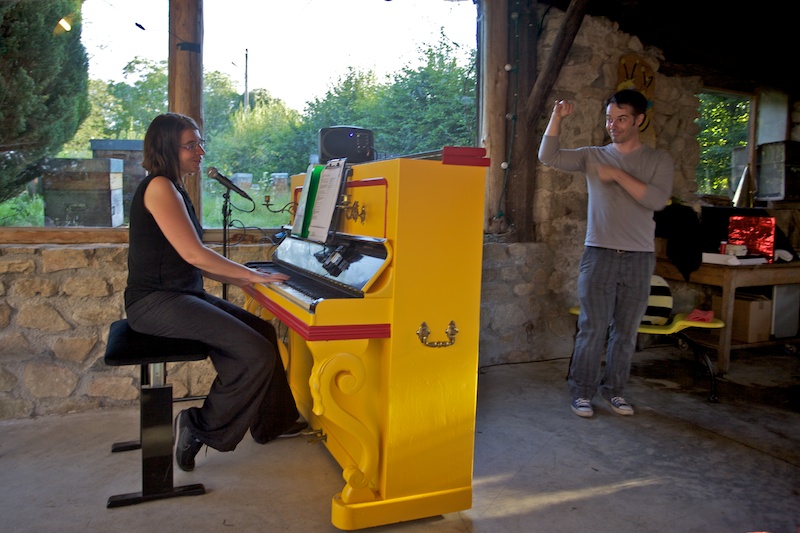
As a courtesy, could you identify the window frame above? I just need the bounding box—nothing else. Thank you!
[0,227,231,245]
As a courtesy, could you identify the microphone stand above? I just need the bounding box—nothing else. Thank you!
[221,189,232,301]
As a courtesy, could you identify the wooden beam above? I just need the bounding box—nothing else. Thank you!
[524,0,589,128]
[481,0,509,234]
[0,227,129,244]
[505,1,539,241]
[168,0,204,219]
[495,0,587,242]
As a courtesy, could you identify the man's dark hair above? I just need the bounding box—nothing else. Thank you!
[606,89,648,116]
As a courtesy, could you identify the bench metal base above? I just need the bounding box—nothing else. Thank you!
[107,384,205,508]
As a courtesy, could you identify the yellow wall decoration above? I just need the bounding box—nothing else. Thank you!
[617,54,656,145]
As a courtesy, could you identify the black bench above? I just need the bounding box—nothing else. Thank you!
[103,319,209,508]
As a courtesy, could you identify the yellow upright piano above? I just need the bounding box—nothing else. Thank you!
[243,150,488,530]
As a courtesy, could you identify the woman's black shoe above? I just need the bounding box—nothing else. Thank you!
[175,410,203,471]
[277,418,309,438]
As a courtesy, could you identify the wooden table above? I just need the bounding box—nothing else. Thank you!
[655,259,800,374]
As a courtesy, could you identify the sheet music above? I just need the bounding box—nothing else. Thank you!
[306,159,347,242]
[292,163,323,239]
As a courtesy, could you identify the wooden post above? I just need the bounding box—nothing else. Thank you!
[495,0,585,242]
[168,0,204,218]
[480,0,509,234]
[505,0,538,242]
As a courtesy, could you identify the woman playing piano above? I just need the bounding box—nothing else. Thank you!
[124,113,306,472]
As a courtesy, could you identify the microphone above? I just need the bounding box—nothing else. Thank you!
[206,167,253,201]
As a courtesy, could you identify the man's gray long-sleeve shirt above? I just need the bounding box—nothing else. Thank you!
[538,135,674,252]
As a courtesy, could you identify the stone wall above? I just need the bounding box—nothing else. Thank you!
[0,243,271,420]
[0,240,547,420]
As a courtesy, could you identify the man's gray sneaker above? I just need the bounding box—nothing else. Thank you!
[606,396,634,416]
[571,397,593,418]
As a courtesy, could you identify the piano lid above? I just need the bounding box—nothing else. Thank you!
[272,234,391,294]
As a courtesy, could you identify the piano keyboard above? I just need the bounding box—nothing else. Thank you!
[256,263,359,312]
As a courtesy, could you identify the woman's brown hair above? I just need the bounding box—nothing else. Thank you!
[142,113,200,182]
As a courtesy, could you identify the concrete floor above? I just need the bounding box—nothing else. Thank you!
[1,345,799,533]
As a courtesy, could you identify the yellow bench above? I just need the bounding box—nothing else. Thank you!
[569,306,725,401]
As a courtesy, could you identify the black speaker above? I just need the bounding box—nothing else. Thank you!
[319,126,375,164]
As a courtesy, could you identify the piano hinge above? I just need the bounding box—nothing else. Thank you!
[416,321,458,348]
[306,429,327,444]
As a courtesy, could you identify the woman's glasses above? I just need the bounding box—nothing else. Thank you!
[179,140,205,151]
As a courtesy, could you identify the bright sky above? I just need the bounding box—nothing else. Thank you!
[81,0,478,112]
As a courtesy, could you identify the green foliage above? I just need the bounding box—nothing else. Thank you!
[371,32,477,156]
[200,31,478,228]
[60,62,246,158]
[0,0,90,201]
[104,58,169,138]
[202,187,293,231]
[203,71,241,140]
[60,79,118,157]
[0,189,43,227]
[303,68,381,145]
[695,92,750,196]
[301,32,477,158]
[204,91,306,184]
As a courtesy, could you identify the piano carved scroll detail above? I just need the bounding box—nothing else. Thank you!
[308,341,379,505]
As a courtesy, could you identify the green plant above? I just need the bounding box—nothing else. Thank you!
[201,187,294,235]
[0,191,44,226]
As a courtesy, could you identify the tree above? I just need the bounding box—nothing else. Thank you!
[203,70,241,140]
[59,78,121,157]
[61,66,246,159]
[205,93,306,186]
[371,32,477,156]
[106,58,169,139]
[695,92,750,196]
[299,68,381,159]
[301,34,477,160]
[0,0,90,201]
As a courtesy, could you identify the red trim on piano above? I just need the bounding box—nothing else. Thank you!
[441,145,490,167]
[346,177,388,188]
[242,285,392,341]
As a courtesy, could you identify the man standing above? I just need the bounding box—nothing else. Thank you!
[538,89,673,417]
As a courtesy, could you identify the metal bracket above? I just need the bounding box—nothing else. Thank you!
[306,429,327,444]
[416,321,458,348]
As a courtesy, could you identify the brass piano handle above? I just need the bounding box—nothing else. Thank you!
[347,201,366,223]
[416,321,458,348]
[338,198,366,223]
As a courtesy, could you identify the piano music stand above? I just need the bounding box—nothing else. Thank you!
[302,158,349,245]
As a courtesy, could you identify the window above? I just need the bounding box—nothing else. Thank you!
[695,91,751,200]
[0,0,477,236]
